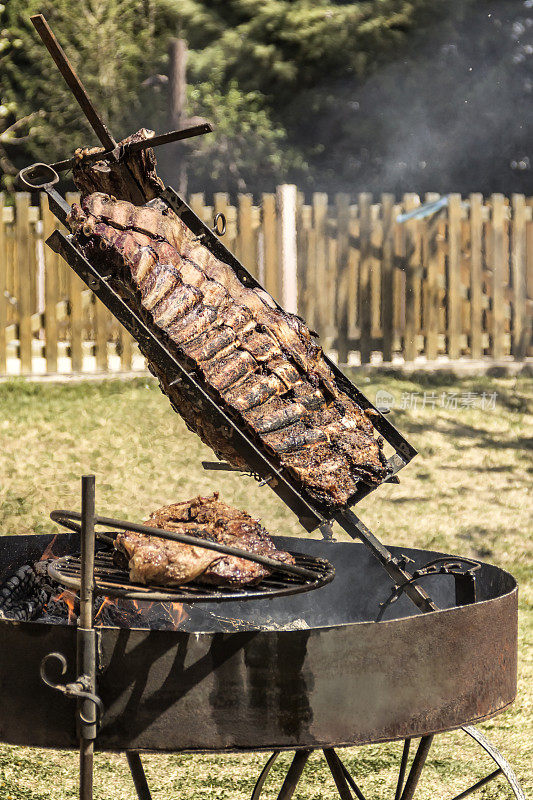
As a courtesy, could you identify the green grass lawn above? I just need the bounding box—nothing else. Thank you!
[0,371,531,799]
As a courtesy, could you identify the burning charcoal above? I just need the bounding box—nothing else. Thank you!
[0,564,52,621]
[92,597,190,630]
[40,590,80,624]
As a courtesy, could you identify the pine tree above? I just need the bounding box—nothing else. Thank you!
[7,0,523,196]
[0,0,161,184]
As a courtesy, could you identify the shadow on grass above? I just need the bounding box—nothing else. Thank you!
[439,464,515,472]
[391,412,532,454]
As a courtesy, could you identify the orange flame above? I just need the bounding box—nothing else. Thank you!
[50,590,77,624]
[94,596,115,623]
[39,535,59,561]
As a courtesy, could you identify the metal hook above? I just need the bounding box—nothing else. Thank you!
[212,212,226,236]
[17,163,60,191]
[16,162,71,225]
[40,651,68,690]
[40,651,104,728]
[189,213,226,243]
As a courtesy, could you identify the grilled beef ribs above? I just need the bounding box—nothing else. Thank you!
[114,493,294,587]
[67,193,388,506]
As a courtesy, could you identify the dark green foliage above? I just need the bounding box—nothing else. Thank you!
[0,0,433,193]
[0,0,163,188]
[1,0,530,196]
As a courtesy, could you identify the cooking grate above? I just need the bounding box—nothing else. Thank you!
[49,508,334,603]
[48,549,334,603]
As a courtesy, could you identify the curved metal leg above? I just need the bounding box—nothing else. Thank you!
[250,750,311,800]
[248,726,525,800]
[457,726,525,800]
[250,751,280,800]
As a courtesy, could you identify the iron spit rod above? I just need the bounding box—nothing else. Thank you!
[30,15,116,150]
[276,750,312,800]
[79,476,95,629]
[394,739,412,800]
[79,740,93,800]
[399,735,434,800]
[336,509,438,614]
[51,510,320,581]
[78,475,96,800]
[50,123,213,172]
[126,752,154,800]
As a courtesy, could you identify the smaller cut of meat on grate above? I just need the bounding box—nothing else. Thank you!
[114,493,295,588]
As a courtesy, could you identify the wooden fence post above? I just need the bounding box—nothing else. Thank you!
[491,194,506,359]
[119,325,133,371]
[237,194,255,276]
[262,193,278,301]
[66,192,84,372]
[16,193,33,374]
[511,194,527,358]
[422,193,441,361]
[189,193,205,223]
[447,194,462,359]
[469,193,483,359]
[225,203,237,253]
[380,194,395,363]
[313,193,328,339]
[403,193,421,362]
[94,298,110,371]
[370,204,381,348]
[358,193,372,363]
[277,185,298,315]
[41,196,59,373]
[295,191,306,315]
[392,203,404,353]
[0,194,6,374]
[300,203,314,325]
[348,204,360,345]
[335,193,351,363]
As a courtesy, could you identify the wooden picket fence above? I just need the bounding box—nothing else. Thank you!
[0,188,532,376]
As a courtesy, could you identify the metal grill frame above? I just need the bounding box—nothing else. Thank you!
[45,187,416,532]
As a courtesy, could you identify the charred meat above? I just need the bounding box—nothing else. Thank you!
[114,493,294,587]
[67,192,389,506]
[73,128,164,205]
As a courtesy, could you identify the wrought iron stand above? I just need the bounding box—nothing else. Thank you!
[38,476,525,800]
[248,731,525,800]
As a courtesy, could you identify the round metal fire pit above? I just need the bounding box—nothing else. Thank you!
[0,532,517,754]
